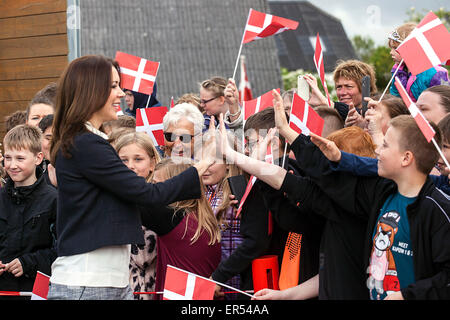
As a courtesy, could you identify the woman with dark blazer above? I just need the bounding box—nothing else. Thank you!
[47,55,216,300]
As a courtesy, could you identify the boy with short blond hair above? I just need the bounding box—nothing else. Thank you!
[284,114,450,299]
[0,124,57,299]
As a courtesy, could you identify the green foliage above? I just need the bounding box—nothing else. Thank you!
[351,35,392,91]
[405,7,449,29]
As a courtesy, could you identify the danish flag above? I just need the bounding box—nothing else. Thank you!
[394,77,435,142]
[239,55,253,103]
[242,8,298,44]
[289,93,324,137]
[135,106,168,147]
[396,11,450,75]
[31,271,50,300]
[242,88,280,120]
[313,33,332,107]
[236,144,273,218]
[162,265,216,300]
[115,51,160,95]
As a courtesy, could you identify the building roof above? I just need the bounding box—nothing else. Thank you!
[80,0,283,106]
[268,0,357,73]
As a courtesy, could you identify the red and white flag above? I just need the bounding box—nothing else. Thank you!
[289,93,324,136]
[239,55,253,103]
[31,271,50,300]
[136,106,168,147]
[394,77,435,142]
[242,88,280,120]
[236,144,273,218]
[115,51,160,95]
[170,96,175,108]
[235,175,257,218]
[313,33,332,107]
[163,265,216,300]
[396,11,450,75]
[242,8,298,44]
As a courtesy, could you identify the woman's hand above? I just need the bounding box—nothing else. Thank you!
[224,79,240,120]
[4,258,23,277]
[344,103,367,129]
[303,74,330,107]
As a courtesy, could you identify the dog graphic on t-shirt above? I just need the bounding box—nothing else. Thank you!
[367,211,401,297]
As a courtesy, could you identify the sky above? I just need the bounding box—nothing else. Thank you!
[271,0,448,45]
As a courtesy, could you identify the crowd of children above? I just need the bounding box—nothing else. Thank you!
[0,21,449,301]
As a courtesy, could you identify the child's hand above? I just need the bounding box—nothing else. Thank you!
[310,132,342,162]
[252,288,283,300]
[228,194,239,209]
[4,258,23,277]
[47,163,58,188]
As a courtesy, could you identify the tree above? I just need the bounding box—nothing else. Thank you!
[351,35,391,91]
[406,7,449,29]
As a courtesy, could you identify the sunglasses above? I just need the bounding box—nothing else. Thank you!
[164,132,194,143]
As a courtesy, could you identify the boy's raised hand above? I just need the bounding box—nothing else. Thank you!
[251,127,277,161]
[273,89,299,144]
[217,113,234,159]
[309,132,342,162]
[273,89,289,131]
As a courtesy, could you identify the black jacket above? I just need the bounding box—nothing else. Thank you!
[54,131,201,256]
[211,183,272,295]
[0,168,57,294]
[277,163,368,299]
[290,134,450,300]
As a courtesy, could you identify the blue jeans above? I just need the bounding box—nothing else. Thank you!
[47,283,134,300]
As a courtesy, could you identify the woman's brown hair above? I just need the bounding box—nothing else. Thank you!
[50,55,120,164]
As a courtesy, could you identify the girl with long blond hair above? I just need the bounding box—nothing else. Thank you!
[140,158,221,299]
[114,131,161,300]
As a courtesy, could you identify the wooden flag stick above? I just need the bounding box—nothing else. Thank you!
[0,291,32,296]
[281,93,295,169]
[169,265,255,299]
[232,10,251,80]
[378,59,404,102]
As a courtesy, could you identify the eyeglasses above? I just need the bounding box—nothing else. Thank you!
[200,96,219,105]
[164,132,194,143]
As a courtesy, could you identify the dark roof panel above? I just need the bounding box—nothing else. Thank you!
[268,0,357,72]
[80,0,283,105]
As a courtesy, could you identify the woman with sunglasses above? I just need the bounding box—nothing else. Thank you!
[161,102,205,160]
[47,55,217,300]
